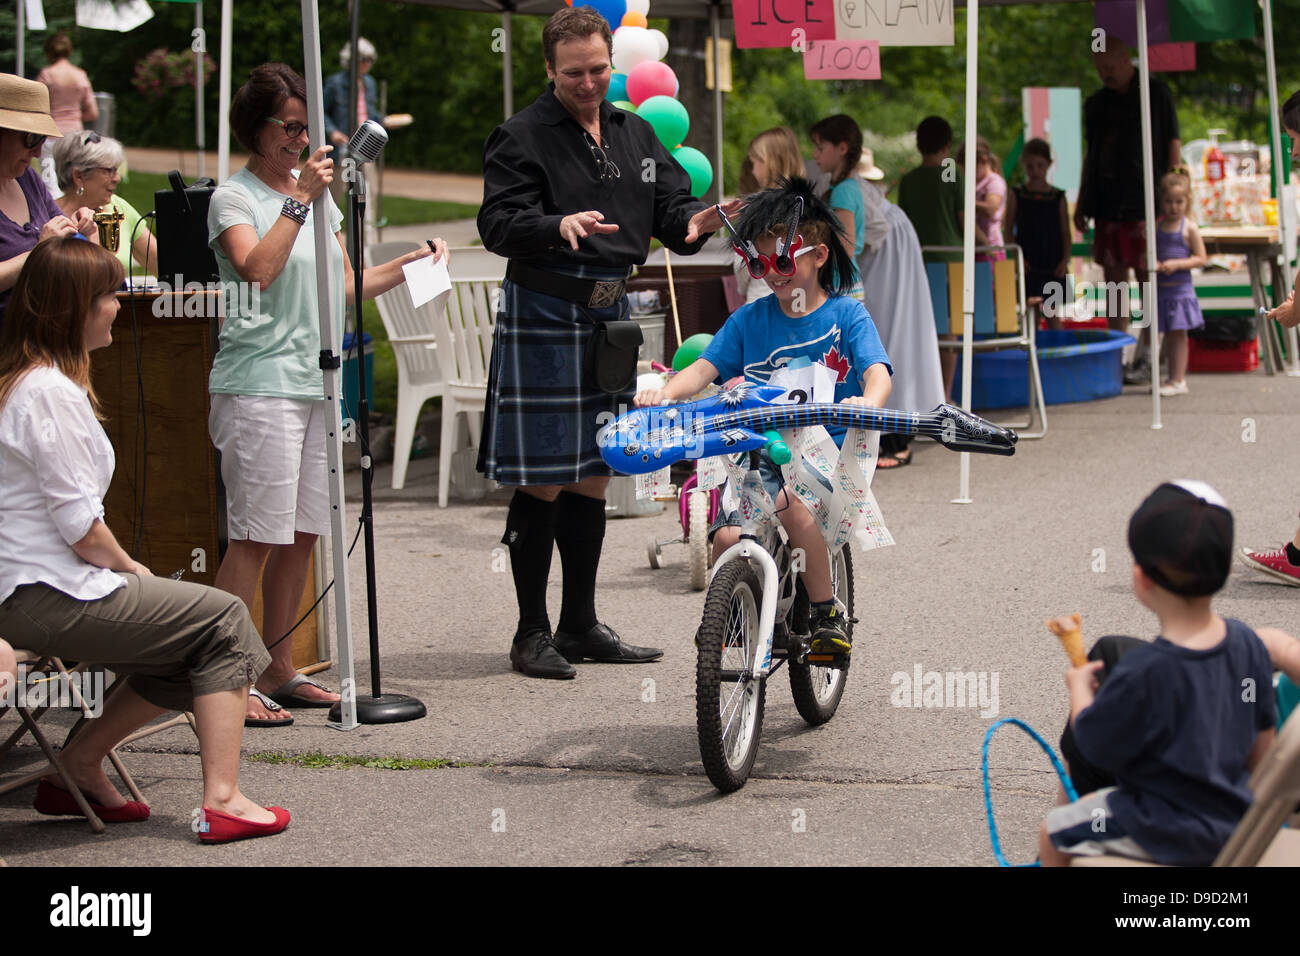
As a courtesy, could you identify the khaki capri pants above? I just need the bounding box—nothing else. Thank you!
[0,574,269,712]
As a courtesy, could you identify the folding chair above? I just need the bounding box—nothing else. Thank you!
[0,649,144,833]
[924,244,1047,439]
[1071,706,1300,867]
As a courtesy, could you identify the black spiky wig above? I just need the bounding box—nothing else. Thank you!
[733,176,855,297]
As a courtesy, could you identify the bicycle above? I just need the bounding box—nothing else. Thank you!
[599,382,1018,791]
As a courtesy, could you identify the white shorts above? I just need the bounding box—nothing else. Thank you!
[209,393,331,544]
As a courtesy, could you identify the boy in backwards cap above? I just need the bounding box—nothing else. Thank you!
[1039,480,1278,866]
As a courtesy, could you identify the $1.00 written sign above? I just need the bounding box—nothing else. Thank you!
[803,39,880,80]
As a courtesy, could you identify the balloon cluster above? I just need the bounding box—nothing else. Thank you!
[566,0,713,197]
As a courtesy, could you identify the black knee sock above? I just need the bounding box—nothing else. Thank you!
[503,490,559,640]
[555,490,606,634]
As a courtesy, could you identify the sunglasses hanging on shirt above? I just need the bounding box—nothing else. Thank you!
[584,131,620,185]
[716,198,807,279]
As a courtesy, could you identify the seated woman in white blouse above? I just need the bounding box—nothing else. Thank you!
[0,237,288,844]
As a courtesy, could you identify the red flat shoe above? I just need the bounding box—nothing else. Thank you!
[197,806,291,844]
[34,778,150,823]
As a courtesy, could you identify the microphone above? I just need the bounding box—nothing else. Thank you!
[346,120,388,166]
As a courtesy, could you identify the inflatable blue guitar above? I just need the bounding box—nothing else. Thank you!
[598,383,1017,475]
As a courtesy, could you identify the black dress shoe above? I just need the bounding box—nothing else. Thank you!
[552,622,663,664]
[510,630,577,680]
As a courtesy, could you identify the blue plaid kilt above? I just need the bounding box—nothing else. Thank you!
[477,266,634,486]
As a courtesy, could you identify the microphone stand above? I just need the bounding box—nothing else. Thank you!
[329,154,427,725]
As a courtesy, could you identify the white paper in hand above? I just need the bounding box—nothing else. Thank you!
[403,255,451,309]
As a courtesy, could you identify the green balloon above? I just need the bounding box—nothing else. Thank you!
[637,95,689,151]
[612,100,637,112]
[672,333,713,372]
[671,146,713,198]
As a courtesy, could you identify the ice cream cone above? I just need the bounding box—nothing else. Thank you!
[1047,613,1087,667]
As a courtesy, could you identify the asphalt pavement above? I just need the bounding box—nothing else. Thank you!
[3,366,1300,867]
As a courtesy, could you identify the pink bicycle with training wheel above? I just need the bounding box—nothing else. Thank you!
[643,362,723,590]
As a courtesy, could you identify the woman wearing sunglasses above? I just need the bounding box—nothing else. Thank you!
[209,63,446,726]
[0,74,96,317]
[53,131,158,277]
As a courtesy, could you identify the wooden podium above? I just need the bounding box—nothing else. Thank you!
[93,290,329,672]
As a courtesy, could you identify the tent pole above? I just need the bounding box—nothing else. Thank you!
[218,0,232,182]
[196,1,205,179]
[711,1,723,203]
[1136,0,1161,429]
[1262,0,1299,373]
[503,11,513,120]
[301,0,359,731]
[954,0,978,505]
[15,0,22,75]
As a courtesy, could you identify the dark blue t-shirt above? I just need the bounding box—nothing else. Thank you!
[700,294,891,445]
[1072,619,1277,866]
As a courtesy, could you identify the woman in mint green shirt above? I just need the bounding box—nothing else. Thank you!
[206,63,446,725]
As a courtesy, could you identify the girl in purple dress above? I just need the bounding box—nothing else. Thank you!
[1155,169,1206,397]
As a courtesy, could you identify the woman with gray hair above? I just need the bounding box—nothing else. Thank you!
[52,131,158,277]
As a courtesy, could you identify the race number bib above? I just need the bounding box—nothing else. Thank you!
[767,362,837,406]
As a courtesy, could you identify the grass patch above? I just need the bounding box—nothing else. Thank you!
[378,196,479,226]
[248,750,480,770]
[114,169,478,228]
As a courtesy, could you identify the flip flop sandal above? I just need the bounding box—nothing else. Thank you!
[876,451,912,470]
[267,674,338,709]
[246,687,294,728]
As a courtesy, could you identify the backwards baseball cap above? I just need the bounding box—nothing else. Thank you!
[1128,480,1234,597]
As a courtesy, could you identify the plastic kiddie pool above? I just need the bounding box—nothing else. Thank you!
[954,328,1136,410]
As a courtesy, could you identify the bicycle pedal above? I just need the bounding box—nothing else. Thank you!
[804,651,850,670]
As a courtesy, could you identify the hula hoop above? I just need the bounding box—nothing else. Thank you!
[981,716,1079,867]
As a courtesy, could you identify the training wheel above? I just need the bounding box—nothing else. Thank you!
[647,536,665,569]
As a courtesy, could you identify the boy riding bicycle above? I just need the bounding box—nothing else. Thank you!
[636,179,892,658]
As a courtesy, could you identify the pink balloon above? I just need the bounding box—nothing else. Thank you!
[626,60,678,106]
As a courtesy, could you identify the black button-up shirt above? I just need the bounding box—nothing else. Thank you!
[477,84,709,268]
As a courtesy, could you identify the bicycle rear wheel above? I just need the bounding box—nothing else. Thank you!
[696,560,766,792]
[788,546,853,725]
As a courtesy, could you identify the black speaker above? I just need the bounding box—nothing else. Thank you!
[155,170,219,287]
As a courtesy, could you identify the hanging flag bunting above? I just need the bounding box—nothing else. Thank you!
[1147,42,1195,72]
[1168,0,1254,43]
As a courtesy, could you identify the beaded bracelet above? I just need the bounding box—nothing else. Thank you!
[281,197,309,225]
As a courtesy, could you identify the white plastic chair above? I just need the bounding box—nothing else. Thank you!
[369,240,452,492]
[435,255,503,507]
[368,242,502,505]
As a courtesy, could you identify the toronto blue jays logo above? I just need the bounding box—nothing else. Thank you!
[743,325,847,384]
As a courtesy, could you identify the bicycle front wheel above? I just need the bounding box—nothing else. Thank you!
[696,560,767,792]
[789,546,853,725]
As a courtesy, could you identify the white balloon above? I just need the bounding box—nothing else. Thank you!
[626,0,650,13]
[649,28,669,60]
[612,26,659,74]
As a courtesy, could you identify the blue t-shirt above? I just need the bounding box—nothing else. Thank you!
[1072,618,1277,866]
[829,178,864,288]
[700,294,891,445]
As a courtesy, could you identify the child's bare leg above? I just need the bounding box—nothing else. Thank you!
[1166,330,1189,383]
[776,487,831,602]
[1038,821,1072,867]
[939,334,958,402]
[711,525,740,563]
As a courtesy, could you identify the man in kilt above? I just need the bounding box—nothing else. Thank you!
[476,6,733,678]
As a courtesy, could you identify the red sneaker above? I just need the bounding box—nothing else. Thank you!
[197,806,291,844]
[1239,546,1300,587]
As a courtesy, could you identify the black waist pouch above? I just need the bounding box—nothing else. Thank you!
[585,319,643,393]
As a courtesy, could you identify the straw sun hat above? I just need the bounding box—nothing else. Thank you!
[0,74,62,138]
[858,148,885,182]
